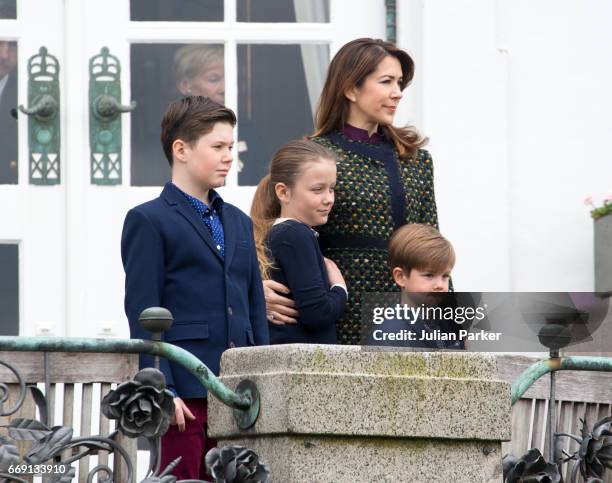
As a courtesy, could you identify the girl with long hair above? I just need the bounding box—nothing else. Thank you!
[264,38,442,345]
[251,140,347,344]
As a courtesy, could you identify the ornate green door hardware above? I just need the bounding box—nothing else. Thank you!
[19,46,60,185]
[89,46,136,185]
[385,0,396,43]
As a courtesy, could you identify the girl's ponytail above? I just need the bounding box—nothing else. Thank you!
[251,174,280,279]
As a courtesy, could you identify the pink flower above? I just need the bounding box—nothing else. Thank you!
[584,196,594,206]
[604,192,612,203]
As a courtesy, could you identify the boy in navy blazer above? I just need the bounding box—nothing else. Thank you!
[121,96,269,480]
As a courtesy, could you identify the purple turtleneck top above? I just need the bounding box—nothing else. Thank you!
[341,123,385,144]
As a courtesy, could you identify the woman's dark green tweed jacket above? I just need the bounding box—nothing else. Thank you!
[313,130,440,345]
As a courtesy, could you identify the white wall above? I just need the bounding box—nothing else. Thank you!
[398,0,612,291]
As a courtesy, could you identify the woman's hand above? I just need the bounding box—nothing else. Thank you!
[263,279,298,325]
[324,257,346,288]
[171,397,196,432]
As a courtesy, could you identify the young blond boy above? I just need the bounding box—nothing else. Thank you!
[367,223,463,349]
[388,223,455,295]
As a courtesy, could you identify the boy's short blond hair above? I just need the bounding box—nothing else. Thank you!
[388,224,455,274]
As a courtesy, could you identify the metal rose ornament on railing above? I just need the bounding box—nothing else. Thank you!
[101,367,175,479]
[0,360,182,483]
[102,367,175,439]
[0,383,135,482]
[502,448,561,483]
[100,365,270,482]
[0,307,269,482]
[205,446,270,483]
[556,415,612,482]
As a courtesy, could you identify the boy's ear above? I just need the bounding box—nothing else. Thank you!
[392,267,409,290]
[172,139,188,164]
[274,182,290,204]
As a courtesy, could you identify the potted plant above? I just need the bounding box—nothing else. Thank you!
[585,193,612,294]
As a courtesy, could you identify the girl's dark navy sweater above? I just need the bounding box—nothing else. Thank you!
[266,219,347,344]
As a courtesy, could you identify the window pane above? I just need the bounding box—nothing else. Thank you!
[237,0,329,22]
[237,44,328,186]
[0,244,18,335]
[131,43,224,186]
[131,0,223,21]
[0,1,16,19]
[0,40,18,184]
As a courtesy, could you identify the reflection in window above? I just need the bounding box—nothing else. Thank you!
[237,44,328,186]
[130,43,224,186]
[0,40,18,184]
[131,0,222,21]
[0,244,19,336]
[0,1,16,19]
[237,0,329,22]
[174,45,224,104]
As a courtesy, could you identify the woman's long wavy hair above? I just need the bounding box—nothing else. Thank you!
[312,38,427,159]
[251,140,336,279]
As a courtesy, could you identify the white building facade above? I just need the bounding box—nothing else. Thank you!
[0,0,610,337]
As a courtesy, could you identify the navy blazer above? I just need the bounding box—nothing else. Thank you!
[121,182,269,398]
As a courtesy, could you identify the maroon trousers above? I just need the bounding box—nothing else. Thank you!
[160,398,217,481]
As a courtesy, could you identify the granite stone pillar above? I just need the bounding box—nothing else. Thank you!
[208,345,511,482]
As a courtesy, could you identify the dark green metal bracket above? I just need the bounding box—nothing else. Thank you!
[385,0,397,44]
[233,379,260,430]
[19,46,60,185]
[511,355,612,405]
[89,47,136,185]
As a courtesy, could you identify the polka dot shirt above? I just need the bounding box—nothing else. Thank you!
[175,184,225,258]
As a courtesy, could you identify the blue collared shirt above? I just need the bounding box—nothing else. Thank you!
[174,184,225,258]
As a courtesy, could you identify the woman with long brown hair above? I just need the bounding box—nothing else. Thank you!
[264,38,441,345]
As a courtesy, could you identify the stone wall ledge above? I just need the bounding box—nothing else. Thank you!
[214,436,504,483]
[209,345,511,441]
[216,344,503,379]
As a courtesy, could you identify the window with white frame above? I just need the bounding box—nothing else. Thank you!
[127,0,333,187]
